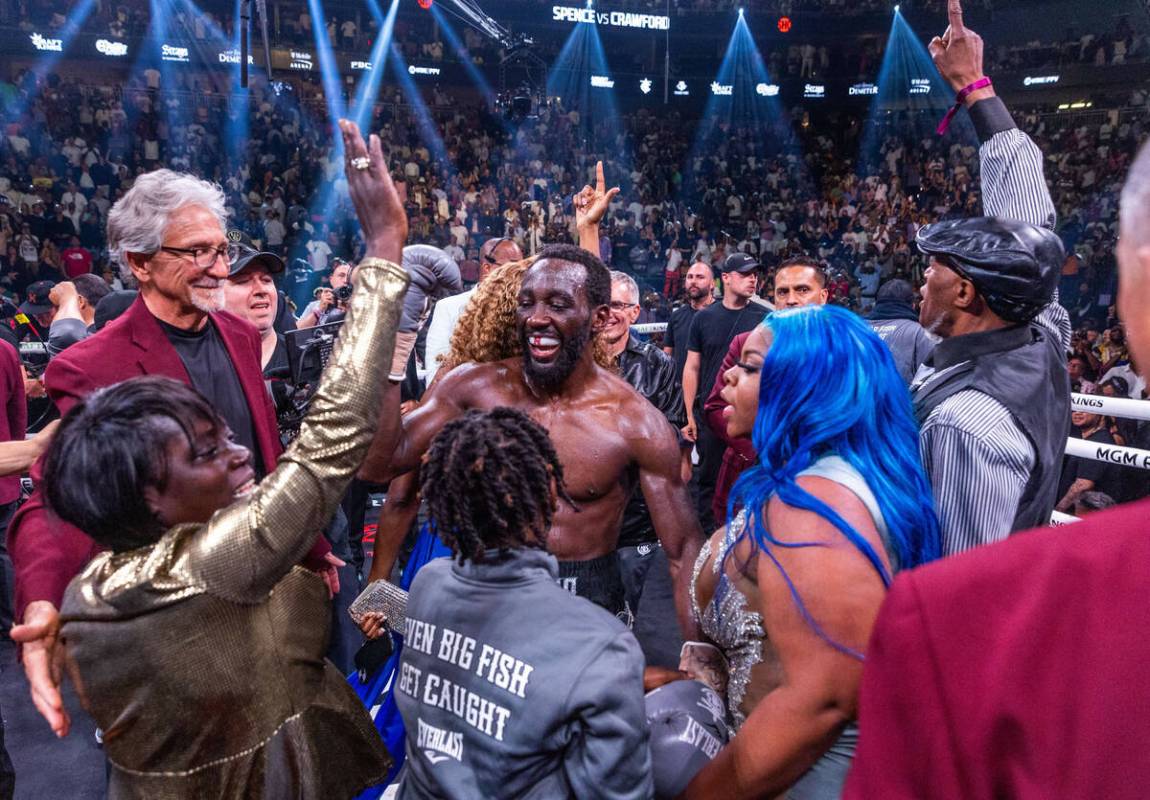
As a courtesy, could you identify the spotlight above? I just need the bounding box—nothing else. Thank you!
[894,4,900,11]
[586,0,592,6]
[738,7,743,14]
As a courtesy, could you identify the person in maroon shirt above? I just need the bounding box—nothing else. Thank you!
[60,236,92,279]
[845,12,1150,798]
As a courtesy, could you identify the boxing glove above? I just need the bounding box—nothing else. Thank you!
[400,244,462,333]
[645,679,731,799]
[389,245,463,380]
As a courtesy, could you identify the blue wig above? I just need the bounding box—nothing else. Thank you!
[727,305,940,658]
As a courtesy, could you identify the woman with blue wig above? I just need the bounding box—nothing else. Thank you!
[678,304,940,799]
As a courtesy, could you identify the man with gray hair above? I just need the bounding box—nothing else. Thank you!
[604,269,687,667]
[7,169,339,736]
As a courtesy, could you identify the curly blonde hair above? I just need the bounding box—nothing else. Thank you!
[437,256,613,376]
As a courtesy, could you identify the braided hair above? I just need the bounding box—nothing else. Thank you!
[420,407,575,564]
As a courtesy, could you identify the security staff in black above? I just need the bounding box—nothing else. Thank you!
[913,216,1070,556]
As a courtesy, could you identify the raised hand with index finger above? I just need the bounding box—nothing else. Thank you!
[927,0,992,104]
[574,160,621,233]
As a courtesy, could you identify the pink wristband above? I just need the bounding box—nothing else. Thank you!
[936,76,993,136]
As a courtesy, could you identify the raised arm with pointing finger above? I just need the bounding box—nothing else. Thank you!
[911,0,1070,555]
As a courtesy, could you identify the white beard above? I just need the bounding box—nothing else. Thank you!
[190,287,226,314]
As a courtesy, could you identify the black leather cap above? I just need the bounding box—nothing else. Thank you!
[916,217,1064,323]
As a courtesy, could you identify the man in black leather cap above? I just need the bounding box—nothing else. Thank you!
[914,214,1069,556]
[906,0,1071,556]
[604,269,686,666]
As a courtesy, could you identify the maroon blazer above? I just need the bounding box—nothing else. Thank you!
[10,296,327,620]
[0,341,26,505]
[845,500,1150,799]
[703,331,756,522]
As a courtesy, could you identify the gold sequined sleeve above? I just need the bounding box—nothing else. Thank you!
[184,260,409,602]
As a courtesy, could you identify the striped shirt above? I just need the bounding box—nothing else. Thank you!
[912,126,1071,556]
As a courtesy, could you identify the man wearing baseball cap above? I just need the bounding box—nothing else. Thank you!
[682,252,766,531]
[222,230,286,372]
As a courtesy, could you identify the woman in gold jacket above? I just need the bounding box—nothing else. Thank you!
[46,121,409,799]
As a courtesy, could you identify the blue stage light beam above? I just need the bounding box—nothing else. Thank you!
[430,3,498,108]
[305,0,349,131]
[389,44,454,174]
[348,0,400,133]
[685,12,805,200]
[4,0,98,124]
[224,0,251,165]
[544,16,629,179]
[858,7,976,172]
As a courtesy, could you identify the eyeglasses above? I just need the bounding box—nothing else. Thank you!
[609,301,638,312]
[160,243,242,269]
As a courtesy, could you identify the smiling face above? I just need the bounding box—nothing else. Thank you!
[720,325,772,439]
[130,204,228,317]
[603,279,640,346]
[145,417,255,530]
[516,258,607,390]
[224,263,278,334]
[1071,410,1102,430]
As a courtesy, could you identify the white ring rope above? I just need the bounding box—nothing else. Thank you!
[1071,392,1150,421]
[1064,436,1150,470]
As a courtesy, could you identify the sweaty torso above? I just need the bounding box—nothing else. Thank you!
[453,359,651,562]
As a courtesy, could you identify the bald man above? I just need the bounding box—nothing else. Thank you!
[424,236,523,381]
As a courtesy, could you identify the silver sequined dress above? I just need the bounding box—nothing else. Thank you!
[688,455,897,799]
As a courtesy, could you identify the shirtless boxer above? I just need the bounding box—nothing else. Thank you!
[360,243,703,635]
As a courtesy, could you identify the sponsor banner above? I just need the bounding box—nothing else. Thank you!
[30,32,63,52]
[552,5,670,30]
[1023,74,1060,87]
[95,38,128,57]
[161,43,190,63]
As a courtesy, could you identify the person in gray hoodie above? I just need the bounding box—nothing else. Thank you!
[393,407,653,800]
[866,279,937,384]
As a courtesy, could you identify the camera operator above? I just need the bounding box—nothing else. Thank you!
[298,259,352,327]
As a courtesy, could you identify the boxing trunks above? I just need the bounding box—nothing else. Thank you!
[558,552,633,627]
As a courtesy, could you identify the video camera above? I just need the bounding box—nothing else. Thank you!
[269,319,344,443]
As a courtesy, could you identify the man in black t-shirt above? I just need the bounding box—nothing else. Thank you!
[1056,408,1121,513]
[663,261,715,384]
[683,253,767,530]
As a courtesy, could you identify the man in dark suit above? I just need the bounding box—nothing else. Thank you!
[844,132,1150,799]
[8,170,335,737]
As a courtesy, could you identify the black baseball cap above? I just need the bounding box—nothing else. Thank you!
[225,229,284,277]
[721,253,760,274]
[20,280,56,316]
